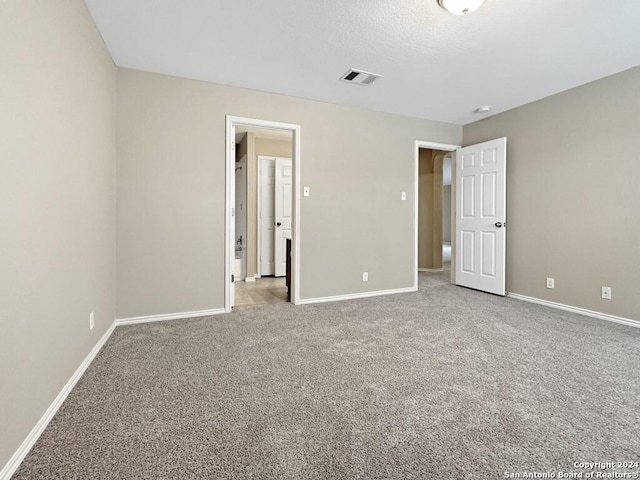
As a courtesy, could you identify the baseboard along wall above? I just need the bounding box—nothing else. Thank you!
[115,308,226,326]
[298,286,417,305]
[508,292,640,329]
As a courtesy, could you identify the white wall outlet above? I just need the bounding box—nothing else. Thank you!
[89,312,95,330]
[362,272,368,282]
[401,191,407,201]
[546,277,554,289]
[303,186,310,197]
[601,286,612,300]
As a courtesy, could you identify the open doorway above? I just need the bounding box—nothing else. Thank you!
[415,141,459,286]
[233,128,292,309]
[225,116,301,312]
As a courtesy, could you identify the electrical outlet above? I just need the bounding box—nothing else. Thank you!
[601,286,612,300]
[401,191,407,201]
[362,272,368,282]
[546,277,554,289]
[89,312,95,330]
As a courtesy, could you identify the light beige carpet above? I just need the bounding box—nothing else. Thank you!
[12,273,640,479]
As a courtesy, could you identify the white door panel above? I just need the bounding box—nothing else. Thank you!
[455,137,506,295]
[275,158,292,277]
[259,158,276,276]
[461,230,474,273]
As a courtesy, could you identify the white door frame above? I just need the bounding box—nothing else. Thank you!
[225,116,301,312]
[414,140,461,288]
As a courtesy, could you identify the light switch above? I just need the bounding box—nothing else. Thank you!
[401,191,407,201]
[303,187,310,197]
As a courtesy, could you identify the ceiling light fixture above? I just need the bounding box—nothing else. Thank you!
[437,0,485,15]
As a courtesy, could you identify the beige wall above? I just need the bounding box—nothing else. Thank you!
[418,149,444,269]
[116,68,462,316]
[0,0,116,470]
[464,66,640,320]
[246,137,294,278]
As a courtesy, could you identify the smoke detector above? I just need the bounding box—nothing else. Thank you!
[339,69,382,86]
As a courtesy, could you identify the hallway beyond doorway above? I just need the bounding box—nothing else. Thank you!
[234,277,288,309]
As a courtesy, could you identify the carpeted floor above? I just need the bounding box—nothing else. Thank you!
[12,271,640,479]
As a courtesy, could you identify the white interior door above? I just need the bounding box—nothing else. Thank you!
[455,137,507,295]
[274,158,292,277]
[259,158,276,276]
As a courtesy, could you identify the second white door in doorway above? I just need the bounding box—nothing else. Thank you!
[275,158,292,277]
[259,156,292,277]
[259,157,276,276]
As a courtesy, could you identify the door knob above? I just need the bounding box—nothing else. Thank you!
[276,222,282,227]
[494,222,503,228]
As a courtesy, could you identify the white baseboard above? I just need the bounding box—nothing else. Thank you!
[507,293,640,329]
[418,268,445,272]
[0,322,116,480]
[115,308,226,326]
[244,276,257,283]
[298,286,417,305]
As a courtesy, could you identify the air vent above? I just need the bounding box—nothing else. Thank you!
[339,69,381,86]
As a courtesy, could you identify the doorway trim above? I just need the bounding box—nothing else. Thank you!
[225,116,301,312]
[414,140,461,287]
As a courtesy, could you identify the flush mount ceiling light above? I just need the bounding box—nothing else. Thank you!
[438,0,485,15]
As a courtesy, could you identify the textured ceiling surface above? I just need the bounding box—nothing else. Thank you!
[83,0,640,125]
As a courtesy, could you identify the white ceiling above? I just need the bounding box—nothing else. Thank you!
[84,0,640,125]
